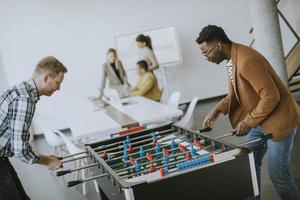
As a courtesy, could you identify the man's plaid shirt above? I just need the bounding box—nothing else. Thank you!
[0,79,40,164]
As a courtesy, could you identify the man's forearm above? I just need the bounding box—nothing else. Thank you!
[215,96,230,115]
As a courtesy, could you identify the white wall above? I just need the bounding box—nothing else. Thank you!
[0,50,8,93]
[0,0,252,128]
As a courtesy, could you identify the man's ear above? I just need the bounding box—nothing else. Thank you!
[217,42,222,50]
[43,72,49,83]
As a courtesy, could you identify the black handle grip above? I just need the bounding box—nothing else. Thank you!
[261,133,273,140]
[56,169,71,177]
[199,127,212,133]
[57,157,63,160]
[67,180,83,187]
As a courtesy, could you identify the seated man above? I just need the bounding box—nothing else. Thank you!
[129,60,161,101]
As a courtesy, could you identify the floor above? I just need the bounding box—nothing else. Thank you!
[10,98,300,200]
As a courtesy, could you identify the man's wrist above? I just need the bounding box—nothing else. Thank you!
[38,154,50,166]
[213,108,221,115]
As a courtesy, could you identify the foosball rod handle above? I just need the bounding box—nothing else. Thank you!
[198,127,212,133]
[57,151,87,160]
[56,169,72,177]
[238,134,273,147]
[67,180,83,187]
[67,174,107,187]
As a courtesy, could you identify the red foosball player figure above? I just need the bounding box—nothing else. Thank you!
[163,148,170,157]
[179,144,185,152]
[102,151,108,160]
[159,168,165,177]
[210,154,215,162]
[194,139,201,148]
[146,153,153,162]
[186,152,192,161]
[149,163,156,173]
[130,156,135,166]
[152,140,157,147]
[128,145,134,154]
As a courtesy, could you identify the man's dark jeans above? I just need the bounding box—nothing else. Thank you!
[0,157,30,200]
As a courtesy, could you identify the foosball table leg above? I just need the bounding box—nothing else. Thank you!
[99,187,109,200]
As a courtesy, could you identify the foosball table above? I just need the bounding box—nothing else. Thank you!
[57,124,272,200]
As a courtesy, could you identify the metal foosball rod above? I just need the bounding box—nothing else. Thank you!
[56,163,99,177]
[58,133,180,164]
[56,129,175,161]
[118,146,219,177]
[108,135,187,161]
[196,127,239,139]
[108,144,169,165]
[115,143,216,174]
[200,126,272,144]
[237,133,273,147]
[59,154,91,164]
[212,130,273,146]
[109,138,196,169]
[57,152,87,161]
[108,143,177,170]
[60,128,210,165]
[59,128,223,164]
[67,173,107,187]
[96,130,182,156]
[58,131,180,163]
[94,129,173,152]
[119,148,224,179]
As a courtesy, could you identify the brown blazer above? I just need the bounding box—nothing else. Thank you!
[216,43,300,141]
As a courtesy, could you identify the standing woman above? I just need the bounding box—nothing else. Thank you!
[136,34,159,71]
[99,48,129,99]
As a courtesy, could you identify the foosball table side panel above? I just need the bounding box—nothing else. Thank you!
[131,153,257,200]
[87,163,127,200]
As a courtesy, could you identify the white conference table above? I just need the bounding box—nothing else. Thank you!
[61,96,183,141]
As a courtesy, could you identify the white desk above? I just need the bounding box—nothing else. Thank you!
[121,96,183,124]
[61,98,121,140]
[61,96,183,140]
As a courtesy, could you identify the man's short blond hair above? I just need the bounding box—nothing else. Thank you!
[35,56,67,77]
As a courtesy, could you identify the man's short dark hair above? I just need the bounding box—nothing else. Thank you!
[196,25,231,44]
[137,60,148,71]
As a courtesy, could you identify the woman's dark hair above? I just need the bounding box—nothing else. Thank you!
[136,60,148,71]
[136,34,153,49]
[107,48,117,56]
[196,25,231,44]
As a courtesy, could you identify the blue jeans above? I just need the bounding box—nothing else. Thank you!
[246,126,300,200]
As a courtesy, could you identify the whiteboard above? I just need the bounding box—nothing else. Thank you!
[114,25,182,70]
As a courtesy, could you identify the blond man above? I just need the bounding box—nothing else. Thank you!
[0,56,67,200]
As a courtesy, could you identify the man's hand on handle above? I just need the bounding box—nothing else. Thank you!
[39,155,63,171]
[233,121,252,137]
[202,108,221,128]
